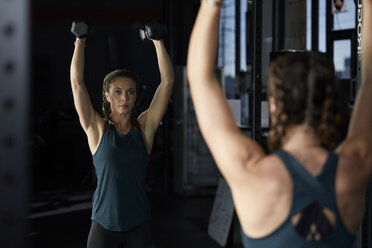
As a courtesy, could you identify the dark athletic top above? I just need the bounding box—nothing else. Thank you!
[241,150,355,248]
[92,121,151,232]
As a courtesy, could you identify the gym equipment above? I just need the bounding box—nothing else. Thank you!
[139,21,167,41]
[1,0,29,246]
[71,20,89,38]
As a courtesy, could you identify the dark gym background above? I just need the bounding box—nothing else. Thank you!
[1,0,371,248]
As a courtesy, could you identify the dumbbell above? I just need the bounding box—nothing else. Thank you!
[71,20,89,38]
[139,21,167,41]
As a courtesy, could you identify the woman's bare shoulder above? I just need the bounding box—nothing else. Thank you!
[238,153,291,189]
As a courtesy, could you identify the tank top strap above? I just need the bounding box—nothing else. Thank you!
[317,151,338,186]
[273,149,335,210]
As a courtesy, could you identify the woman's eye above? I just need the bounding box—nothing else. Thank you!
[114,90,121,95]
[129,90,136,95]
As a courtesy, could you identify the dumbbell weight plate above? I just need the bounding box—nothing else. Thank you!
[145,22,167,40]
[139,21,167,41]
[71,21,89,38]
[139,28,147,41]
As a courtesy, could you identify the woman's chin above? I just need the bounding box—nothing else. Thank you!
[120,109,131,116]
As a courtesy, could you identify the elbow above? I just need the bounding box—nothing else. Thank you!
[186,57,196,82]
[160,69,175,87]
[187,65,210,88]
[186,56,212,87]
[186,67,193,84]
[70,68,84,85]
[168,68,175,85]
[342,137,372,165]
[186,63,198,86]
[186,51,209,86]
[357,140,372,163]
[70,78,84,90]
[70,71,83,87]
[186,51,195,83]
[162,76,174,88]
[167,75,175,86]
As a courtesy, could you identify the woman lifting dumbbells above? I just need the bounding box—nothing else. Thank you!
[187,0,372,247]
[70,21,174,248]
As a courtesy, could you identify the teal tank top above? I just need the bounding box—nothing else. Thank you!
[92,121,151,232]
[241,150,355,248]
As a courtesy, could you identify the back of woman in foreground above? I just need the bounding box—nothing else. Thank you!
[187,0,372,247]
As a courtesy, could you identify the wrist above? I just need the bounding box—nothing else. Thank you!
[153,39,163,46]
[74,38,86,47]
[201,0,224,7]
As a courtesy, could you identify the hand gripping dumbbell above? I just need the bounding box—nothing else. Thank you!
[71,20,89,38]
[139,21,167,41]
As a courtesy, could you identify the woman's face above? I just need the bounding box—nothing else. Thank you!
[105,77,137,116]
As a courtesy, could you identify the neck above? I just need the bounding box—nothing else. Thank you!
[109,112,131,129]
[281,124,321,151]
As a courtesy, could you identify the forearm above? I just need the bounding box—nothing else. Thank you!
[187,2,221,85]
[70,38,86,86]
[153,40,174,86]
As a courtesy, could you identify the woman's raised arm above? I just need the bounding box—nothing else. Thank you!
[186,1,265,184]
[70,37,103,153]
[139,39,174,151]
[340,0,372,176]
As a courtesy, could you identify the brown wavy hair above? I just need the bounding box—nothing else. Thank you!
[102,69,140,132]
[267,52,340,151]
